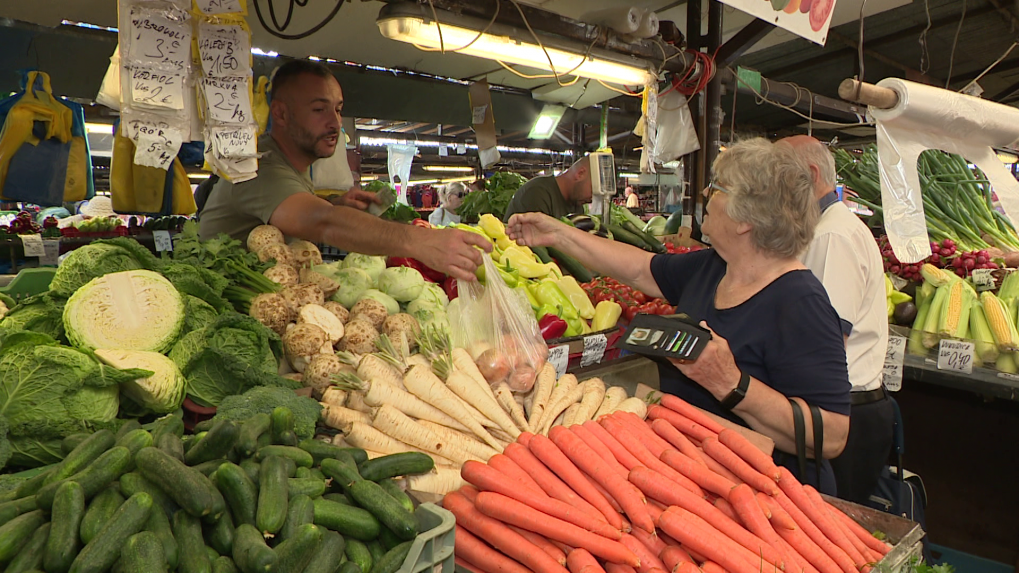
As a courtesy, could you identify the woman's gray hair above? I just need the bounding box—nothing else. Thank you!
[713,137,819,258]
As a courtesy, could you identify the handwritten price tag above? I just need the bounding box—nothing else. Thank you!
[548,345,569,378]
[153,230,173,252]
[126,119,183,170]
[130,67,185,110]
[41,239,60,266]
[882,335,907,391]
[457,143,466,155]
[20,234,44,257]
[195,0,243,15]
[202,77,252,125]
[582,334,608,368]
[198,23,250,78]
[472,105,488,124]
[970,269,997,292]
[129,7,191,72]
[438,144,448,157]
[937,339,975,374]
[211,126,257,159]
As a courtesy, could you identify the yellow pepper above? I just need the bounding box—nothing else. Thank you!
[581,319,593,334]
[557,276,596,319]
[479,213,507,240]
[502,246,550,279]
[495,235,515,252]
[520,282,541,310]
[591,300,622,331]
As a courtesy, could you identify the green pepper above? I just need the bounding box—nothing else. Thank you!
[496,261,520,288]
[536,304,559,320]
[563,315,584,337]
[520,285,542,311]
[502,246,551,279]
[535,281,579,320]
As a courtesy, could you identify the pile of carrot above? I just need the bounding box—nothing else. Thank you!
[445,394,892,573]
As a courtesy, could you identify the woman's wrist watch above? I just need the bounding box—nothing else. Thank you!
[720,370,751,410]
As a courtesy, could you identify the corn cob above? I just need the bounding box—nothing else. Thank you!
[968,301,1000,365]
[920,263,955,287]
[979,291,1019,352]
[996,352,1019,374]
[922,284,950,348]
[938,281,973,339]
[908,282,937,356]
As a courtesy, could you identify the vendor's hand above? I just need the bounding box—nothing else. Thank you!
[670,322,743,402]
[333,189,381,211]
[506,212,563,247]
[413,228,493,282]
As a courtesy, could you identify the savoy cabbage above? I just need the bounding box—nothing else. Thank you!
[49,238,161,297]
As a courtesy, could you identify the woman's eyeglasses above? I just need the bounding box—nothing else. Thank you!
[705,181,730,201]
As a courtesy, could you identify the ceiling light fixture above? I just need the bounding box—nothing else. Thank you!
[423,165,474,172]
[528,104,566,140]
[84,122,114,135]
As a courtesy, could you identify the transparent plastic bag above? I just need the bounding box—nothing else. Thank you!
[449,254,548,393]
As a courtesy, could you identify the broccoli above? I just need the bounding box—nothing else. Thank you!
[213,386,322,439]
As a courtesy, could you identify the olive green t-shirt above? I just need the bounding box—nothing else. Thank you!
[502,175,581,222]
[198,136,314,241]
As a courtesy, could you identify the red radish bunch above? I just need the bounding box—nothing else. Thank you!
[877,236,925,281]
[925,238,957,267]
[949,249,999,278]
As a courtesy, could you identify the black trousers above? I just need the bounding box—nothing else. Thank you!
[829,394,896,504]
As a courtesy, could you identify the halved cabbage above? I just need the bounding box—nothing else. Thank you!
[64,270,184,353]
[94,348,186,413]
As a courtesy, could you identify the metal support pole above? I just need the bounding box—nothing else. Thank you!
[702,0,724,190]
[600,104,609,150]
[685,0,702,215]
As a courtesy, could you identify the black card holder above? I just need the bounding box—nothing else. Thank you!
[614,313,712,361]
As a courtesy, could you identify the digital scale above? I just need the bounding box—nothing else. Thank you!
[588,151,616,225]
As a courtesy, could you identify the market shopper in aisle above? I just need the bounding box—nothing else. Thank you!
[781,135,894,505]
[507,137,851,494]
[428,182,465,226]
[198,60,491,281]
[502,156,593,221]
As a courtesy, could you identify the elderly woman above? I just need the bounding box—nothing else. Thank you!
[507,137,851,493]
[429,182,466,227]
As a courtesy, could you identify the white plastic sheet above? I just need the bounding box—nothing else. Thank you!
[387,143,417,204]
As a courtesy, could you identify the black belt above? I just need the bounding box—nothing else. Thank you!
[851,386,887,406]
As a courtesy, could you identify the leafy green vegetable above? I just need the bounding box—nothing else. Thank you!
[213,385,322,440]
[161,262,230,312]
[49,238,162,297]
[0,293,66,340]
[457,171,526,223]
[377,266,425,302]
[6,418,121,468]
[172,221,277,311]
[183,295,219,333]
[382,203,421,224]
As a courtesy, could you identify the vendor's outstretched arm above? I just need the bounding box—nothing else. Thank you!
[506,212,662,299]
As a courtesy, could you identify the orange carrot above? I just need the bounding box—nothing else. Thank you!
[615,412,674,458]
[460,484,481,501]
[674,563,700,573]
[445,491,569,573]
[644,499,664,524]
[755,492,773,519]
[658,395,725,433]
[456,527,532,573]
[628,467,784,569]
[504,442,607,523]
[645,569,668,573]
[462,460,623,540]
[549,426,654,533]
[572,423,629,477]
[620,533,666,573]
[800,485,868,569]
[718,429,781,481]
[775,479,856,573]
[566,549,606,573]
[729,484,818,573]
[456,556,491,573]
[518,432,535,446]
[647,405,715,442]
[701,436,780,495]
[659,546,694,571]
[661,449,738,499]
[713,497,739,522]
[474,491,641,567]
[651,418,709,466]
[700,562,727,573]
[656,506,763,573]
[488,453,546,495]
[529,434,625,530]
[590,478,626,515]
[509,524,568,565]
[826,503,890,557]
[601,417,705,497]
[821,502,873,569]
[759,493,796,530]
[774,514,842,573]
[604,564,638,573]
[628,522,666,557]
[700,449,742,483]
[583,420,643,470]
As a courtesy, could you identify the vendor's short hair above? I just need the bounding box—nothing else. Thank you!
[713,137,819,258]
[271,59,334,97]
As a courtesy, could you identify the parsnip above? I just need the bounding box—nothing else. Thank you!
[539,378,600,436]
[445,369,521,439]
[495,382,530,433]
[405,354,432,370]
[358,353,405,389]
[417,420,499,461]
[559,403,583,428]
[373,404,477,465]
[403,365,505,451]
[534,374,578,433]
[320,387,348,408]
[452,347,498,402]
[336,374,473,433]
[526,362,557,427]
[345,391,372,413]
[572,377,606,423]
[321,404,372,429]
[592,386,628,420]
[610,396,649,419]
[402,467,465,495]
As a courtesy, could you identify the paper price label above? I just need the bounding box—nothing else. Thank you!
[457,143,466,155]
[198,23,250,78]
[195,0,243,15]
[20,234,44,257]
[548,345,569,378]
[970,268,997,292]
[153,230,173,252]
[130,121,183,170]
[130,67,185,110]
[41,239,60,267]
[129,8,191,72]
[882,335,906,392]
[582,334,608,368]
[438,144,448,157]
[937,339,975,374]
[472,105,488,125]
[211,126,257,159]
[202,77,252,125]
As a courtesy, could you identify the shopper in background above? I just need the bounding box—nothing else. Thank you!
[625,186,640,209]
[502,156,593,221]
[781,135,894,505]
[507,138,851,494]
[429,182,465,226]
[198,60,490,281]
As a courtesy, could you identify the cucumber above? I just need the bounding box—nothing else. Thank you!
[257,446,313,468]
[204,510,234,557]
[370,541,412,573]
[0,510,47,562]
[136,447,221,519]
[273,523,323,573]
[321,458,362,492]
[207,545,221,562]
[348,480,417,541]
[120,472,179,519]
[232,524,277,573]
[281,457,298,478]
[309,468,326,481]
[298,440,365,465]
[357,453,434,482]
[192,459,230,476]
[366,539,386,565]
[80,487,125,544]
[546,246,594,282]
[172,510,211,573]
[0,496,38,527]
[144,497,179,570]
[194,419,216,433]
[116,428,154,456]
[377,479,414,513]
[604,223,652,250]
[278,494,315,544]
[344,539,373,573]
[256,455,289,535]
[323,493,351,505]
[150,413,186,441]
[61,433,91,456]
[239,459,260,486]
[14,469,53,499]
[69,492,153,573]
[183,433,203,455]
[337,562,362,573]
[44,481,85,573]
[236,413,272,458]
[378,525,402,551]
[156,432,186,462]
[531,245,553,264]
[115,531,165,573]
[312,498,380,541]
[295,467,312,479]
[49,430,116,484]
[288,478,327,498]
[303,530,346,573]
[271,407,298,446]
[214,463,258,527]
[6,522,48,573]
[186,420,240,466]
[256,432,272,450]
[213,556,240,573]
[37,446,133,509]
[116,419,143,440]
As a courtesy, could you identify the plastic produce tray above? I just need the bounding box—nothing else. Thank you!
[0,267,55,302]
[399,503,455,573]
[824,494,925,573]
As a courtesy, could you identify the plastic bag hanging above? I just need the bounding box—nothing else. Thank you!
[387,143,417,204]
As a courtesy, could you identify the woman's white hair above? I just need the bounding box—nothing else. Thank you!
[443,181,467,201]
[713,137,819,258]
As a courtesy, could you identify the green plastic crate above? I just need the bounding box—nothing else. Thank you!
[398,503,455,573]
[0,267,55,302]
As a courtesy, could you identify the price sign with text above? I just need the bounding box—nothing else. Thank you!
[198,23,250,78]
[125,118,183,170]
[472,105,488,125]
[202,77,252,125]
[41,239,60,267]
[129,7,191,72]
[582,334,608,368]
[20,234,44,257]
[548,345,569,378]
[937,339,975,374]
[130,67,185,110]
[211,126,257,159]
[195,0,243,15]
[153,230,173,252]
[882,335,907,391]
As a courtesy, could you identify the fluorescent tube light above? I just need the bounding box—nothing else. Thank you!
[85,122,114,134]
[423,165,474,172]
[529,104,566,140]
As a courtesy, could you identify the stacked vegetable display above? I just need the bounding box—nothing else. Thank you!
[448,395,893,573]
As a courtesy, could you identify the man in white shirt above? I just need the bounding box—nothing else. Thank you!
[782,135,894,504]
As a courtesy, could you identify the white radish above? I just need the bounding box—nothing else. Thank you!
[610,397,649,419]
[495,382,531,433]
[445,369,521,439]
[452,347,498,402]
[373,404,476,465]
[559,403,583,428]
[336,374,473,433]
[417,420,499,461]
[320,387,348,408]
[534,373,578,431]
[403,365,505,452]
[571,377,606,423]
[540,378,599,436]
[593,386,629,420]
[321,404,372,429]
[526,362,556,428]
[402,467,465,495]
